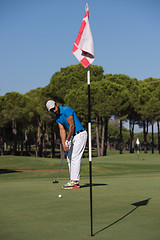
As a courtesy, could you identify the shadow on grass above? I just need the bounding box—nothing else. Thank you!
[80,183,108,188]
[93,198,151,236]
[0,169,22,174]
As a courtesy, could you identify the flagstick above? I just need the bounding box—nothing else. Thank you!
[87,66,93,236]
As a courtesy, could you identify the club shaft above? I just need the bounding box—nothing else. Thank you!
[56,152,65,180]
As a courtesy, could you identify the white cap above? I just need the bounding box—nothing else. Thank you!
[46,100,55,111]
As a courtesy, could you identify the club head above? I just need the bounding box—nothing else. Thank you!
[53,180,59,183]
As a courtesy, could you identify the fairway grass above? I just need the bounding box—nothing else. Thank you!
[0,152,160,240]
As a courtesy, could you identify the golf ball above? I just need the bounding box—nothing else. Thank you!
[58,194,62,198]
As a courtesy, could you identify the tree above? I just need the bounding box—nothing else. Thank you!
[1,92,27,155]
[25,87,51,157]
[47,64,104,104]
[135,78,160,153]
[126,78,140,153]
[90,77,129,155]
[103,74,130,154]
[143,78,160,153]
[134,80,152,153]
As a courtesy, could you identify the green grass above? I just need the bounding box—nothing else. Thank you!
[0,152,160,240]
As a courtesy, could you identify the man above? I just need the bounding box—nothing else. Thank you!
[46,100,87,189]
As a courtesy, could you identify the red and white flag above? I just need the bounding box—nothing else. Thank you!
[72,4,95,68]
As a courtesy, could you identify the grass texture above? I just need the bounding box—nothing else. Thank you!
[0,152,160,240]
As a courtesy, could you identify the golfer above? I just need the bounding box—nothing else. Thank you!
[46,100,87,189]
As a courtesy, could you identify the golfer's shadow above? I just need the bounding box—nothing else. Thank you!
[94,198,151,236]
[0,169,21,174]
[80,183,108,188]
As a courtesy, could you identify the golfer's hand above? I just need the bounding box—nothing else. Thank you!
[63,143,69,152]
[64,146,69,152]
[64,140,71,152]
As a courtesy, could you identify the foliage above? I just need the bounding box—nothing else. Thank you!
[1,65,160,156]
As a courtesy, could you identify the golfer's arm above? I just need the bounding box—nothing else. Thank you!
[58,123,66,149]
[66,115,75,141]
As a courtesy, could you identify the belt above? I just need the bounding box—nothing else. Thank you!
[74,129,85,136]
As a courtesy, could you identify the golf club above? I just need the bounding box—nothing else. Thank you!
[53,152,66,183]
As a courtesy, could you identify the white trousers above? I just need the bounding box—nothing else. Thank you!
[67,130,87,181]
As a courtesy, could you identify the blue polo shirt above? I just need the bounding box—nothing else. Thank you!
[55,106,84,134]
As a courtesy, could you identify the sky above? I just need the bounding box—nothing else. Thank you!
[1,0,160,132]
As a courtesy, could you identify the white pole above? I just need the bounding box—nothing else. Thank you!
[88,122,92,161]
[87,66,93,236]
[87,68,92,162]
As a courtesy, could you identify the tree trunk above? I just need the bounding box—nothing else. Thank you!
[119,119,123,154]
[101,117,105,156]
[4,142,7,151]
[28,128,31,156]
[0,131,4,156]
[157,120,160,154]
[103,117,108,156]
[38,121,42,157]
[10,120,17,155]
[42,122,46,158]
[35,132,38,157]
[129,119,135,153]
[3,129,7,152]
[151,121,154,154]
[20,131,24,156]
[95,114,100,157]
[51,121,55,158]
[143,120,148,153]
[25,129,28,155]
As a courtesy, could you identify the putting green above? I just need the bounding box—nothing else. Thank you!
[0,153,160,240]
